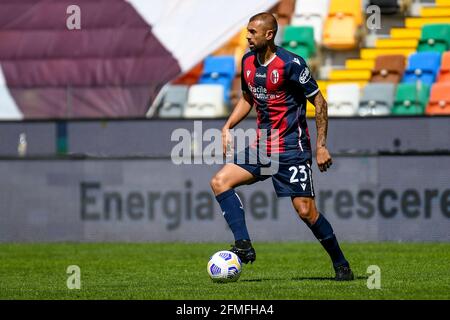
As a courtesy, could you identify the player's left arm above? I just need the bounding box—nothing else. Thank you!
[288,57,333,172]
[307,92,332,172]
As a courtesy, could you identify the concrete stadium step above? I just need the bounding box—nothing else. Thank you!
[328,69,372,80]
[420,6,450,17]
[360,48,416,59]
[436,0,450,6]
[390,28,421,39]
[316,80,368,90]
[345,59,375,70]
[375,38,418,48]
[405,17,450,28]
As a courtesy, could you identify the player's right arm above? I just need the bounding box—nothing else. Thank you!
[222,92,253,156]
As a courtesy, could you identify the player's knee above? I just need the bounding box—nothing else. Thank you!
[295,199,316,221]
[210,173,229,195]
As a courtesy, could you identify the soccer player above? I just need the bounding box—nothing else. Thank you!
[210,12,354,281]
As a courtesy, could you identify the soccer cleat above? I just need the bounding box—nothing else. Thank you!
[334,265,354,281]
[230,240,256,264]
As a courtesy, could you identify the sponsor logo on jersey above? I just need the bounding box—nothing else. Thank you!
[255,72,266,78]
[270,70,279,84]
[248,84,281,100]
[299,67,311,84]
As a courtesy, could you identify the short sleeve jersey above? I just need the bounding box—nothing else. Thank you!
[241,46,319,157]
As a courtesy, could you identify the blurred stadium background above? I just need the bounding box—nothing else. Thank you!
[0,0,449,300]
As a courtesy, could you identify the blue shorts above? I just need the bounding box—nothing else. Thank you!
[233,146,315,198]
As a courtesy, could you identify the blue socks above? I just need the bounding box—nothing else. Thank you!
[308,213,349,269]
[216,189,347,269]
[215,189,250,241]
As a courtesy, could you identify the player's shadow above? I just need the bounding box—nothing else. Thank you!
[240,278,283,282]
[240,276,367,282]
[292,275,368,281]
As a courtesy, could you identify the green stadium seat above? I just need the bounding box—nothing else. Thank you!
[417,24,450,53]
[281,26,316,60]
[392,83,430,115]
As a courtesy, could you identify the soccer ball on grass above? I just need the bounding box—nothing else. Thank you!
[207,250,242,283]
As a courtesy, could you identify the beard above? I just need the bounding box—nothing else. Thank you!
[249,40,268,52]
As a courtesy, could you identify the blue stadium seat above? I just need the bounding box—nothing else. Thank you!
[199,55,235,104]
[402,52,442,85]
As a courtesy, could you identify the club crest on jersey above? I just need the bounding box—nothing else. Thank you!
[299,67,311,84]
[246,70,251,78]
[270,70,279,84]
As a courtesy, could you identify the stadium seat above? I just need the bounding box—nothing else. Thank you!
[329,0,363,26]
[425,82,450,115]
[437,51,450,82]
[392,83,430,115]
[184,84,226,118]
[274,0,296,26]
[370,55,406,83]
[326,83,360,116]
[323,15,358,49]
[402,52,442,85]
[323,0,362,49]
[199,56,235,104]
[290,0,329,44]
[358,83,396,116]
[282,26,316,60]
[368,0,400,15]
[158,85,189,118]
[417,24,450,53]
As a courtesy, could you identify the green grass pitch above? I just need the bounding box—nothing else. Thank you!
[0,243,449,300]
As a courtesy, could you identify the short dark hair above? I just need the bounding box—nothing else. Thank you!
[249,12,278,37]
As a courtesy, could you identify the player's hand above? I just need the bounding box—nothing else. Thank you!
[316,146,332,172]
[222,128,233,157]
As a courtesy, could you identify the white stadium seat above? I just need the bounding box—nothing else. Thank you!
[326,83,360,116]
[358,83,396,116]
[184,84,226,118]
[290,0,329,44]
[158,85,189,118]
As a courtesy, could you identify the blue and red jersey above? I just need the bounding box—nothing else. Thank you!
[241,46,319,159]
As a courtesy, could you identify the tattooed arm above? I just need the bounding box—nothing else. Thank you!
[308,91,333,172]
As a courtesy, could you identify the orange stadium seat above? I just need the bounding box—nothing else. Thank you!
[425,82,450,115]
[323,0,362,49]
[370,55,406,83]
[328,0,363,26]
[323,15,358,49]
[437,51,450,82]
